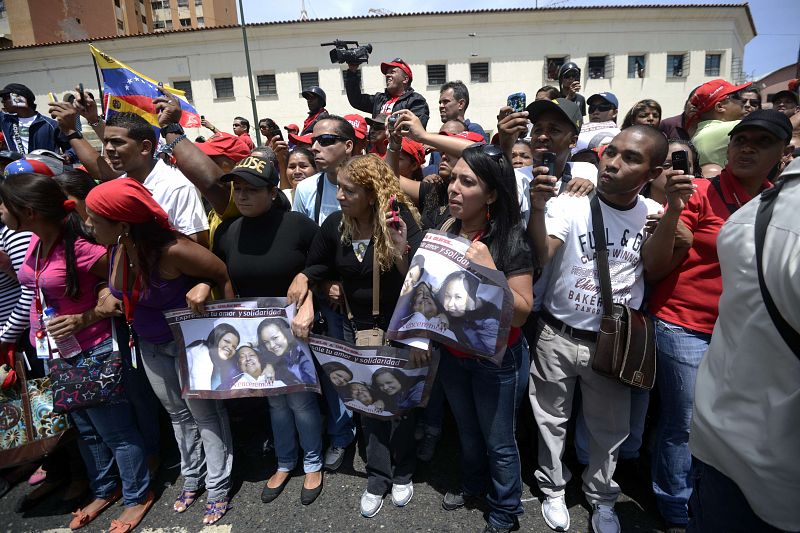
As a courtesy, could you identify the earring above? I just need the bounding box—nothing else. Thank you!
[486,205,491,222]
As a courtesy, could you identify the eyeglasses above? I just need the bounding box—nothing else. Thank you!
[741,99,761,107]
[312,134,348,147]
[588,104,615,113]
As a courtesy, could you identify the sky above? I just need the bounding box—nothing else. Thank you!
[240,0,799,79]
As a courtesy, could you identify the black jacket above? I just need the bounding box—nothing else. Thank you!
[344,70,430,128]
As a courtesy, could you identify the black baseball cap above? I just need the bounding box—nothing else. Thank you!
[0,83,35,104]
[728,109,793,144]
[772,89,798,105]
[525,97,583,134]
[220,155,279,187]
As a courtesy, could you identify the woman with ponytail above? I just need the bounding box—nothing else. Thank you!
[0,173,154,533]
[83,177,235,526]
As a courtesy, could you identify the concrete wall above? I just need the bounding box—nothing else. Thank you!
[0,6,754,140]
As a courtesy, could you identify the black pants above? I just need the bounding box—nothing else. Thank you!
[362,414,416,495]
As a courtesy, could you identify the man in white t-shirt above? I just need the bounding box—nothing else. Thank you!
[527,126,667,533]
[293,116,355,225]
[103,112,209,245]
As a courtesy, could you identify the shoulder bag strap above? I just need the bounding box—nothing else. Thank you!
[371,247,381,323]
[754,180,800,359]
[709,176,739,216]
[313,173,325,224]
[590,194,615,316]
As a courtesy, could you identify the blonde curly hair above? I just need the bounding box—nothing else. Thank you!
[339,154,421,272]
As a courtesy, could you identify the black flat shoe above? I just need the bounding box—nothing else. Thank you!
[300,477,323,506]
[260,474,290,504]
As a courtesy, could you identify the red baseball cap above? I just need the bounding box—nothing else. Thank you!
[344,114,368,140]
[289,132,312,146]
[196,132,250,162]
[440,130,486,143]
[400,138,426,167]
[688,79,750,124]
[284,123,299,133]
[381,59,413,83]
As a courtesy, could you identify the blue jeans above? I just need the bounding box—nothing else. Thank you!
[439,338,529,529]
[688,458,783,533]
[268,391,324,473]
[574,386,650,464]
[69,338,150,506]
[651,317,711,525]
[421,372,446,436]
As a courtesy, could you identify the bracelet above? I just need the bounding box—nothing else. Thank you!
[387,145,401,153]
[89,117,105,127]
[163,133,187,152]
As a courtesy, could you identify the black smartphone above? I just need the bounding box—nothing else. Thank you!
[266,120,283,140]
[671,150,689,174]
[389,195,400,230]
[201,114,205,120]
[507,92,526,113]
[542,151,557,176]
[77,83,85,105]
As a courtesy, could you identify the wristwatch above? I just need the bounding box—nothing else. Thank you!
[63,131,83,141]
[160,123,184,138]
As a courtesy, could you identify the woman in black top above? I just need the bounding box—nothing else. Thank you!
[212,156,325,506]
[436,144,534,533]
[289,154,424,518]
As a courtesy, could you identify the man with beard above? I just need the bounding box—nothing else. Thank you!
[345,58,430,127]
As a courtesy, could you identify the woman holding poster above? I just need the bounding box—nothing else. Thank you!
[84,178,236,526]
[434,143,535,533]
[211,154,325,506]
[289,154,425,518]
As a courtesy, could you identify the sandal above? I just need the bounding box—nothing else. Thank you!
[108,491,155,533]
[202,496,230,525]
[173,489,199,513]
[68,487,122,530]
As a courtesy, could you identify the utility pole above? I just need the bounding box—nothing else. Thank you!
[238,0,261,146]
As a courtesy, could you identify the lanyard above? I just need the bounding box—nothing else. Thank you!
[33,240,58,338]
[121,247,141,350]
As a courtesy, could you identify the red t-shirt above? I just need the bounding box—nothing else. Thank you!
[649,169,771,333]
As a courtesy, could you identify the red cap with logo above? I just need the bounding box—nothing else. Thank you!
[288,132,313,146]
[196,132,250,162]
[344,114,368,140]
[284,123,300,133]
[440,130,486,144]
[380,59,413,83]
[401,138,426,167]
[688,79,750,125]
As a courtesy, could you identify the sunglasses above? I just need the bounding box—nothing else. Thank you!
[741,99,760,107]
[589,104,615,113]
[469,142,505,164]
[312,134,348,147]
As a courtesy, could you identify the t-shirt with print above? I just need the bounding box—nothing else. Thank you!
[292,171,340,225]
[16,115,36,153]
[141,161,209,236]
[17,235,112,350]
[542,192,660,331]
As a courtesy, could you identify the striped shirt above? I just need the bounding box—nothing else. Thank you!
[0,226,33,344]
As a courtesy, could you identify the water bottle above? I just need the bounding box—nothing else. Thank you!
[43,307,82,358]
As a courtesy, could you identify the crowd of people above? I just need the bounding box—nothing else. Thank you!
[0,53,798,533]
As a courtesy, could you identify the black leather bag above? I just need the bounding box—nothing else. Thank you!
[589,195,656,390]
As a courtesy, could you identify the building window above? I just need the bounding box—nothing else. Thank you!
[300,72,319,91]
[141,15,147,24]
[178,0,189,6]
[171,80,193,103]
[114,0,121,6]
[587,56,608,79]
[667,54,687,78]
[341,70,362,93]
[545,56,567,81]
[197,16,204,26]
[627,55,646,78]
[257,74,277,96]
[179,17,191,27]
[705,53,721,77]
[117,20,124,30]
[153,20,165,29]
[214,77,234,99]
[470,62,489,84]
[427,64,446,87]
[165,20,173,29]
[151,0,165,8]
[195,0,203,4]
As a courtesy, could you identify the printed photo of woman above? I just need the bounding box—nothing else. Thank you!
[438,270,501,354]
[257,318,317,386]
[371,368,426,413]
[186,323,240,390]
[322,362,354,400]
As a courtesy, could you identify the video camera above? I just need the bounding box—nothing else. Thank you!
[321,39,373,65]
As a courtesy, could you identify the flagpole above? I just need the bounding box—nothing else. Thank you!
[91,49,106,116]
[238,0,261,146]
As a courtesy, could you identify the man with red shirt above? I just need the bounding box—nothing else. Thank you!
[642,109,792,533]
[300,86,329,136]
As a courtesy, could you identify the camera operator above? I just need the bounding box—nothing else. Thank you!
[345,58,430,127]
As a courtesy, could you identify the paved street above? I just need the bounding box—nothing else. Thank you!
[1,402,665,533]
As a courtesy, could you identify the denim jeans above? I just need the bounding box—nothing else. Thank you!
[651,317,711,525]
[439,338,529,530]
[574,386,650,464]
[688,458,783,533]
[421,373,446,436]
[139,339,233,500]
[268,391,324,473]
[319,301,356,448]
[68,337,150,506]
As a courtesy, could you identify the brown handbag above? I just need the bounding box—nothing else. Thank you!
[345,249,387,347]
[589,195,656,390]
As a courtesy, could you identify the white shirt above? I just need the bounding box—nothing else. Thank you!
[186,343,213,390]
[16,115,36,153]
[141,159,209,236]
[515,162,598,230]
[690,163,800,531]
[542,193,660,331]
[292,171,340,225]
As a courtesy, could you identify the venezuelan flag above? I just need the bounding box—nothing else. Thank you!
[90,45,201,131]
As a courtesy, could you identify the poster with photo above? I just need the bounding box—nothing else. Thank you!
[308,336,438,420]
[165,298,320,400]
[387,230,514,365]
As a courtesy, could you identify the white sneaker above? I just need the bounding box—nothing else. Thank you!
[591,504,620,533]
[542,495,570,531]
[391,482,414,507]
[360,490,383,518]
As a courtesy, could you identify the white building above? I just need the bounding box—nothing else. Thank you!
[0,4,755,140]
